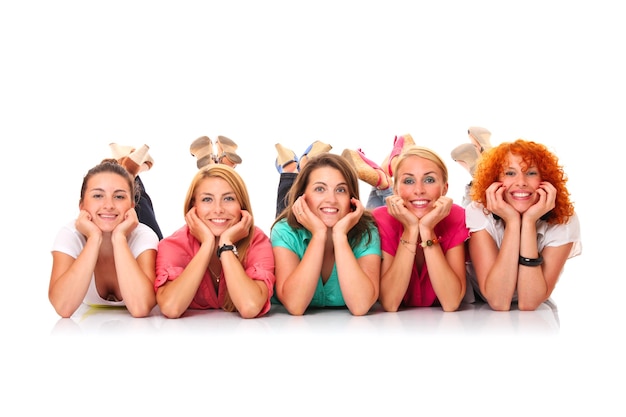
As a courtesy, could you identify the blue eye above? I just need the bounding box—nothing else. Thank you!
[201,196,213,203]
[424,176,435,184]
[402,177,415,185]
[336,187,347,194]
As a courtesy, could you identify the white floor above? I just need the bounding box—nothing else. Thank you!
[49,300,561,336]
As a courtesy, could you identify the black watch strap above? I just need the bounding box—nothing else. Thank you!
[217,244,238,259]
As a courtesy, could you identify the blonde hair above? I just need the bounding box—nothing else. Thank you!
[393,145,449,191]
[183,164,255,312]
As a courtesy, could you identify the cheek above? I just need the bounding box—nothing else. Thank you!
[194,204,209,217]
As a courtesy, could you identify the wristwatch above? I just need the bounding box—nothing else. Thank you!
[217,244,239,259]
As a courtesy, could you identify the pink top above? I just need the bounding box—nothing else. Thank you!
[155,225,275,317]
[372,204,470,307]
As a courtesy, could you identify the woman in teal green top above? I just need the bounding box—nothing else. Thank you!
[271,153,381,316]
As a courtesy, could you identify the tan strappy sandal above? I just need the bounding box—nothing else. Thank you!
[190,136,215,169]
[215,135,242,167]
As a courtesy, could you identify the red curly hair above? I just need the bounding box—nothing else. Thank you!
[469,139,574,225]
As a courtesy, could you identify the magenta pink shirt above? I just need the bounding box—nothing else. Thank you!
[155,225,275,317]
[372,204,469,307]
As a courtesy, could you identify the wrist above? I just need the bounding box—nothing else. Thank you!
[217,243,238,259]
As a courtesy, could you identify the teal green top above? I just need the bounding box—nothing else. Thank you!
[270,218,381,308]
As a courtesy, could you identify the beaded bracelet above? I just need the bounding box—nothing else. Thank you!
[519,254,543,267]
[419,237,440,248]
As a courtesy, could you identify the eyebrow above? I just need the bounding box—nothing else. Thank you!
[312,181,347,187]
[199,191,235,197]
[89,187,128,194]
[400,171,437,177]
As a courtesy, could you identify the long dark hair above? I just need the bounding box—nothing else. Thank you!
[273,152,376,247]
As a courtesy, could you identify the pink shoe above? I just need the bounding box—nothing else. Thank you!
[382,135,405,177]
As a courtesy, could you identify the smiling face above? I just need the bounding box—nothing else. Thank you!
[395,155,448,218]
[193,177,242,236]
[498,153,542,213]
[303,166,352,227]
[79,172,134,231]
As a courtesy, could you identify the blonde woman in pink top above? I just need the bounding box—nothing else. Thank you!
[155,165,275,319]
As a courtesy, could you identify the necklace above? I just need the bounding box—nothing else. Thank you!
[208,263,221,289]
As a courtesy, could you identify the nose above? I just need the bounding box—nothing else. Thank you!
[412,181,426,195]
[515,173,529,187]
[212,200,226,213]
[103,195,116,208]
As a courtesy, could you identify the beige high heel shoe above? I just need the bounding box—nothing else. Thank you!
[299,140,332,170]
[215,135,242,167]
[468,126,492,154]
[190,136,214,169]
[275,143,298,173]
[110,143,153,176]
[451,142,479,176]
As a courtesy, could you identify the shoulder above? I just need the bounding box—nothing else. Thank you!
[251,226,271,243]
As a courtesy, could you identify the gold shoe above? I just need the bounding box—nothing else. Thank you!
[342,149,390,189]
[190,136,214,169]
[299,140,332,170]
[215,135,242,167]
[451,143,479,176]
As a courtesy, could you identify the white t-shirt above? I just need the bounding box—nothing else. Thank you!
[51,221,159,306]
[465,202,582,302]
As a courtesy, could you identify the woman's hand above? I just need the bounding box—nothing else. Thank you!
[386,195,419,229]
[221,210,252,244]
[75,209,102,240]
[185,206,215,244]
[525,181,557,222]
[113,207,139,238]
[419,195,452,230]
[485,182,519,222]
[293,195,326,235]
[333,197,363,235]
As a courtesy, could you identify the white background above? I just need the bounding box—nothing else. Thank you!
[1,1,623,415]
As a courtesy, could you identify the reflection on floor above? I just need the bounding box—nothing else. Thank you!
[50,299,560,336]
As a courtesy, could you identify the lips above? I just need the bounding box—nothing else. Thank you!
[510,191,532,199]
[410,199,430,208]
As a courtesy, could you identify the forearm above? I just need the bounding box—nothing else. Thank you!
[425,247,465,312]
[157,245,212,318]
[112,235,156,317]
[333,233,378,316]
[516,219,548,310]
[278,235,326,315]
[49,237,101,318]
[379,246,414,312]
[221,252,268,318]
[482,226,521,311]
